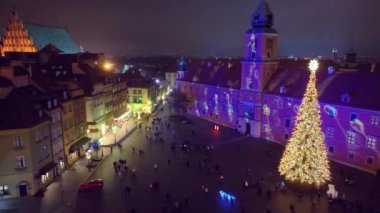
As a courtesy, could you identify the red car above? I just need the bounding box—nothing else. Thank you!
[79,179,104,192]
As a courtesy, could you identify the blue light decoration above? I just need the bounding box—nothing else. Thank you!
[323,105,337,118]
[219,190,236,201]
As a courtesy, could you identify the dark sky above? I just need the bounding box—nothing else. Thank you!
[1,0,380,57]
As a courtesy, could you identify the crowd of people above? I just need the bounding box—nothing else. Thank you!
[107,103,379,213]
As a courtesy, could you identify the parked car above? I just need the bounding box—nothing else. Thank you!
[79,179,104,192]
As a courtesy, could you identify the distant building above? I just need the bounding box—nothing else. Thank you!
[177,1,380,174]
[0,10,80,56]
[124,69,167,118]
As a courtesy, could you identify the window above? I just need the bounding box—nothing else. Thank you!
[138,90,142,95]
[286,102,291,108]
[346,131,356,145]
[348,151,354,160]
[35,131,42,142]
[326,127,334,139]
[285,118,290,128]
[327,108,336,118]
[133,90,137,95]
[272,110,278,117]
[366,156,374,165]
[137,96,143,103]
[0,185,10,195]
[328,146,334,153]
[284,134,289,140]
[41,172,49,183]
[13,136,23,148]
[263,105,270,116]
[133,97,137,103]
[371,116,379,125]
[16,156,25,168]
[350,113,357,121]
[266,38,273,49]
[366,136,376,149]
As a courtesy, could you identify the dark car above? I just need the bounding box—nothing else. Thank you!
[79,179,104,192]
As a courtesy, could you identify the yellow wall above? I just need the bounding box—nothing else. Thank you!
[0,121,54,198]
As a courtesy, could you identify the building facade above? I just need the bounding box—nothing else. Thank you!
[176,1,380,174]
[0,86,55,198]
[0,10,37,56]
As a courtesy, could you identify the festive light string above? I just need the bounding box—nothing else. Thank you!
[278,60,331,186]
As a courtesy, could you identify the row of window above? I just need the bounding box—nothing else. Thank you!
[328,147,375,166]
[128,90,143,95]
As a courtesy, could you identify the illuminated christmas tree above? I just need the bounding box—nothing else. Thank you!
[278,60,331,187]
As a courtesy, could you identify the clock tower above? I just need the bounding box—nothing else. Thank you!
[241,0,279,92]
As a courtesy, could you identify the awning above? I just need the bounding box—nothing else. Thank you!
[69,137,91,153]
[36,161,57,177]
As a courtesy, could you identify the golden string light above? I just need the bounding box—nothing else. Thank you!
[278,60,331,186]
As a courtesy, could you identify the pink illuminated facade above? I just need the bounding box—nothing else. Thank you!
[176,1,380,174]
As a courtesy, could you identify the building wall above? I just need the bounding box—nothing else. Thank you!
[127,87,151,115]
[178,80,380,174]
[62,100,77,165]
[46,106,65,175]
[0,121,54,198]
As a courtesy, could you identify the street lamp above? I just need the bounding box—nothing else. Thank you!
[112,126,117,145]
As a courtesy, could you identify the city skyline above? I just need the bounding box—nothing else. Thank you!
[1,0,379,57]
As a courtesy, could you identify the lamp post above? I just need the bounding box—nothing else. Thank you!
[112,126,117,145]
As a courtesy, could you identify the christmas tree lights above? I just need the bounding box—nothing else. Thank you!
[278,59,331,187]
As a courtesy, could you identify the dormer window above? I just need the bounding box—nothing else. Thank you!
[280,86,287,94]
[341,93,351,103]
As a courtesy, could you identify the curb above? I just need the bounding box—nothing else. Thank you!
[100,125,138,148]
[84,155,109,182]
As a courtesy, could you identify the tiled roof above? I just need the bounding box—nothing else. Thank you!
[24,22,80,54]
[181,57,242,89]
[14,66,29,76]
[263,59,333,97]
[0,86,49,130]
[264,59,380,111]
[0,76,13,87]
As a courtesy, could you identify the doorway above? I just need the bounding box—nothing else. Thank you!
[19,184,27,197]
[245,123,251,136]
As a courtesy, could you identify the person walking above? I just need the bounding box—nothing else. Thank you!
[167,159,171,167]
[154,163,158,172]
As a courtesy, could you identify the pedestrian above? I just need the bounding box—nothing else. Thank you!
[166,192,171,201]
[132,168,136,179]
[113,161,118,172]
[132,146,135,153]
[167,159,171,167]
[184,197,189,206]
[154,163,158,172]
[289,204,295,213]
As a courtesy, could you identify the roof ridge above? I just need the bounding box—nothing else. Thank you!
[23,22,69,31]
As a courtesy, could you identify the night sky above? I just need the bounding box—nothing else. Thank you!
[1,0,379,57]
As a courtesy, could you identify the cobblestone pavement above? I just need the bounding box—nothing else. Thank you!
[73,105,380,213]
[1,104,379,213]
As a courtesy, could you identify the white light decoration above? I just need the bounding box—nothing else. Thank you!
[308,59,319,74]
